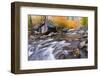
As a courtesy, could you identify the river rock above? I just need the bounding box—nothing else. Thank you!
[80,41,86,48]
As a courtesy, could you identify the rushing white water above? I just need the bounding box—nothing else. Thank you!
[42,46,55,60]
[28,38,71,60]
[28,35,87,60]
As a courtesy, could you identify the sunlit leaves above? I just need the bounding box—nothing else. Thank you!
[66,20,78,29]
[49,16,67,28]
[31,16,45,25]
[28,15,88,30]
[80,17,88,27]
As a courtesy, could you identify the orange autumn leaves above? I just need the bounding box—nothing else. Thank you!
[29,16,79,29]
[67,20,78,29]
[49,16,78,29]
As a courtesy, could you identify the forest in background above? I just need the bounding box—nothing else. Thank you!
[28,15,88,32]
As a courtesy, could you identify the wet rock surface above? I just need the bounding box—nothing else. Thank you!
[28,27,88,60]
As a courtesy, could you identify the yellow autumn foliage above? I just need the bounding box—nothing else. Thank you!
[50,16,67,28]
[31,16,45,26]
[29,16,79,29]
[50,16,78,29]
[66,20,78,29]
